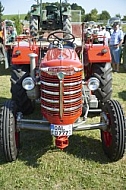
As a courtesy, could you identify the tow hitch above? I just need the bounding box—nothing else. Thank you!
[55,136,69,150]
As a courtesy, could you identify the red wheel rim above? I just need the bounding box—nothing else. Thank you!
[103,113,112,147]
[103,131,112,147]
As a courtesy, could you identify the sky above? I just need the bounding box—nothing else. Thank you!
[1,0,126,18]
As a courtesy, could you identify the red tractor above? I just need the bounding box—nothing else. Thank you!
[0,19,125,162]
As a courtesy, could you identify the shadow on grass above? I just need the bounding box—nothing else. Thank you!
[18,130,54,167]
[118,90,126,101]
[0,130,110,166]
[65,133,110,164]
[119,64,126,73]
[0,130,54,166]
[0,97,11,106]
[18,130,109,165]
[0,64,10,76]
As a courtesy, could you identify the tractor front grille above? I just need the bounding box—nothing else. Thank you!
[41,71,82,124]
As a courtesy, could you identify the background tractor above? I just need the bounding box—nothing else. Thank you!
[30,0,72,38]
[0,1,125,163]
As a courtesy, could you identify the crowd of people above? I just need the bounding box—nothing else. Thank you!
[0,22,17,44]
[6,25,17,43]
[84,21,124,73]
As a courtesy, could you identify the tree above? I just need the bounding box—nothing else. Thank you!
[71,3,85,21]
[90,9,98,22]
[24,11,31,21]
[84,13,91,22]
[12,16,22,34]
[122,15,126,21]
[115,14,121,18]
[99,11,111,21]
[71,3,85,15]
[0,1,4,23]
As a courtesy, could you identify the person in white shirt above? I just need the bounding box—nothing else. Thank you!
[98,26,110,45]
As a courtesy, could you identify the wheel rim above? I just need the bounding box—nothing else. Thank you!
[15,131,19,148]
[103,131,112,147]
[103,113,112,147]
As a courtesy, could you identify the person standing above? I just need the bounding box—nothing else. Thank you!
[98,26,110,45]
[122,34,126,70]
[109,22,124,72]
[0,24,3,44]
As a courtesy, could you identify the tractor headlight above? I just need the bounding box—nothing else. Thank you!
[87,77,100,91]
[22,77,35,90]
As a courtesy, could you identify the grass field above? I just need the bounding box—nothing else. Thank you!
[0,63,126,190]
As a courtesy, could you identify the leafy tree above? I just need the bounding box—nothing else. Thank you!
[24,11,30,21]
[99,10,111,20]
[12,15,22,34]
[122,15,126,21]
[0,1,4,23]
[71,3,85,21]
[90,9,98,22]
[84,9,98,22]
[84,13,91,22]
[115,14,121,18]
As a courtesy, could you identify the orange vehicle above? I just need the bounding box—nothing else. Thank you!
[0,1,125,162]
[0,28,125,163]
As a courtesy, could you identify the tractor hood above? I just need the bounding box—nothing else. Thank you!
[40,48,82,69]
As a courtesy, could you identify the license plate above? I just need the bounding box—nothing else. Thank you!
[50,124,72,136]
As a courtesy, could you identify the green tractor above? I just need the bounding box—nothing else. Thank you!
[30,0,72,37]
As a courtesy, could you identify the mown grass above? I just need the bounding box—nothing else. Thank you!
[0,63,126,190]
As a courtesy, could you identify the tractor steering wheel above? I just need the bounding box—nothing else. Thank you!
[47,31,75,43]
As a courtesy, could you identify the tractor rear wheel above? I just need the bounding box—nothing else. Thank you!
[101,100,126,161]
[63,15,72,39]
[30,15,38,37]
[0,100,20,162]
[91,62,112,104]
[10,64,34,115]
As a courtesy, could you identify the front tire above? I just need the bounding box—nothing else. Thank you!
[101,100,126,161]
[0,100,20,162]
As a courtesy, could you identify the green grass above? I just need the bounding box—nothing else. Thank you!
[0,63,126,190]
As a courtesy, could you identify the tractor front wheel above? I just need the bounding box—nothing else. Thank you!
[0,100,20,162]
[101,99,126,161]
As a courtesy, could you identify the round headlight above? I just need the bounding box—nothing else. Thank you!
[22,77,35,90]
[87,77,100,91]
